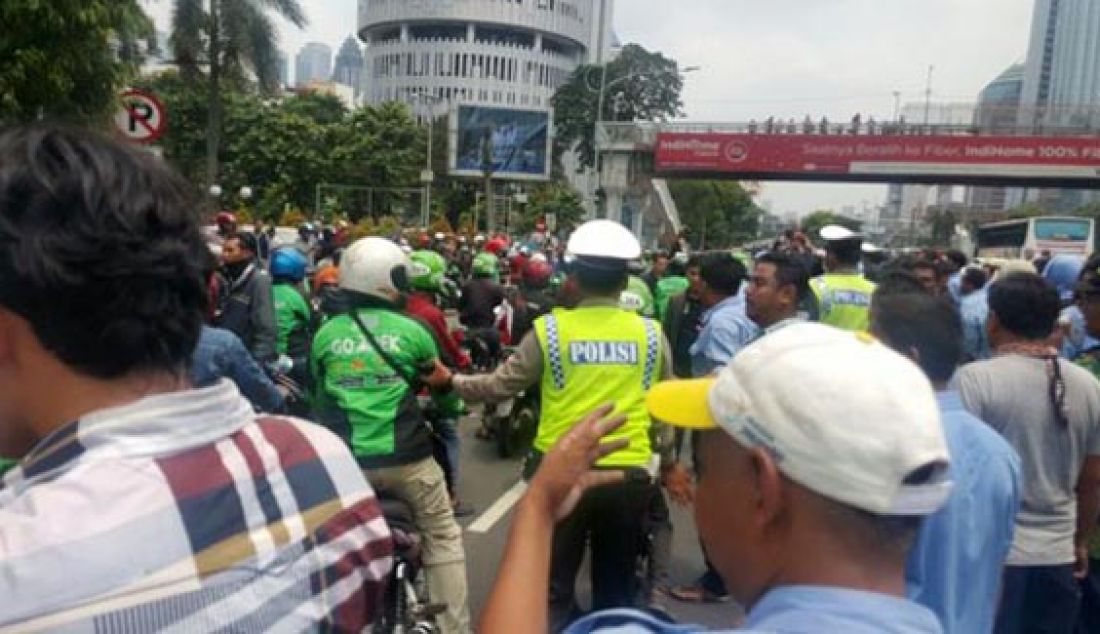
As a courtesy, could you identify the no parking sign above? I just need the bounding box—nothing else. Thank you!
[114,89,167,144]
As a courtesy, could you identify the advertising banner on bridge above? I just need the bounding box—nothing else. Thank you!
[654,132,1100,184]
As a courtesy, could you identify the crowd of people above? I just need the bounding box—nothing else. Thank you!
[0,123,1098,634]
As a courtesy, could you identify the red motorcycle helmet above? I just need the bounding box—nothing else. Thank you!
[485,237,507,255]
[522,258,553,289]
[215,211,237,227]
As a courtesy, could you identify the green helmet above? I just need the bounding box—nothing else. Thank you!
[620,276,655,317]
[409,249,446,291]
[472,252,499,278]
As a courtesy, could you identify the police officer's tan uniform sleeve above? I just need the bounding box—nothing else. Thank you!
[452,331,543,403]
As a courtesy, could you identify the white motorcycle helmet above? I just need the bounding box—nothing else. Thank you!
[339,237,411,301]
[566,219,641,263]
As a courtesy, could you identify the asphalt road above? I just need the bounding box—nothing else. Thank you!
[448,410,744,631]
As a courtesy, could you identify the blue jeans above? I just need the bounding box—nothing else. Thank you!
[995,564,1080,634]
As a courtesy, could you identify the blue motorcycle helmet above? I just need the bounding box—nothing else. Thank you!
[270,247,308,283]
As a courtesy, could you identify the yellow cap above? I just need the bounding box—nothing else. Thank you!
[645,378,719,429]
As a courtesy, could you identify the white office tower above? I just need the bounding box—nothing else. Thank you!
[357,0,614,108]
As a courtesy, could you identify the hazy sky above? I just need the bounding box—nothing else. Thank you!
[142,0,1039,216]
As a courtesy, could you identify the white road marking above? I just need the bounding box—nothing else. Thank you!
[466,480,528,534]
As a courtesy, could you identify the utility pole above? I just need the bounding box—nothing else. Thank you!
[893,90,901,123]
[923,65,934,127]
[592,0,609,218]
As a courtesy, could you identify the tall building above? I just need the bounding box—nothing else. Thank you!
[1047,0,1100,127]
[295,42,332,87]
[1019,0,1059,125]
[1017,0,1100,211]
[333,36,364,96]
[966,64,1025,212]
[357,0,614,108]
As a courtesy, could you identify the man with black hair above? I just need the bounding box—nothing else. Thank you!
[425,220,678,628]
[956,273,1100,634]
[689,253,757,377]
[944,250,969,303]
[907,259,941,295]
[812,226,876,331]
[641,250,670,294]
[746,252,810,332]
[870,286,1021,634]
[0,125,390,629]
[215,230,278,366]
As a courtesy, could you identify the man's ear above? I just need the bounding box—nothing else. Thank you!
[748,447,785,521]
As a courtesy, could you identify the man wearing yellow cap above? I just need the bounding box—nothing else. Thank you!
[478,323,952,634]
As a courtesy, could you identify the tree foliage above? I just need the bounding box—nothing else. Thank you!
[518,181,588,235]
[135,74,427,222]
[669,181,761,249]
[0,0,154,123]
[171,0,304,95]
[800,210,863,238]
[552,44,685,168]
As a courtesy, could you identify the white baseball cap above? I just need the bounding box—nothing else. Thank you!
[647,323,951,516]
[819,224,860,241]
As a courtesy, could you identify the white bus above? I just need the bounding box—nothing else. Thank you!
[974,216,1095,259]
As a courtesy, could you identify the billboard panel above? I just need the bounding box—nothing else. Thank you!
[654,133,1100,184]
[450,106,552,181]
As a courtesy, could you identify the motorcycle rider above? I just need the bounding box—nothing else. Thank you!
[425,220,678,628]
[459,252,506,366]
[270,247,313,415]
[215,231,278,367]
[511,257,556,343]
[310,237,470,633]
[407,249,472,507]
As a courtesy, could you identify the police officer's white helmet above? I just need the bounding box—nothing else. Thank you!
[567,219,641,261]
[340,237,411,301]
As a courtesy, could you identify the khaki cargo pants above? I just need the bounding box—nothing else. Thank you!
[366,457,470,634]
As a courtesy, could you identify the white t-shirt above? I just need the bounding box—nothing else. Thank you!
[956,355,1100,565]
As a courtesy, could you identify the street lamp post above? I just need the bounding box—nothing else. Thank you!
[418,94,443,229]
[588,65,700,218]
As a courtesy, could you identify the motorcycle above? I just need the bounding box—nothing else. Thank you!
[484,386,540,459]
[377,496,447,634]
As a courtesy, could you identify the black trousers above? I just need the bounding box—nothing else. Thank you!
[995,564,1081,634]
[548,477,652,632]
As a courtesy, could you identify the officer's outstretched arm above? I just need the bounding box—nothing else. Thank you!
[451,330,543,404]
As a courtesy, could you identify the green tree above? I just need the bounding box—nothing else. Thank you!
[517,181,588,235]
[0,0,154,123]
[669,180,761,249]
[170,0,306,187]
[801,210,863,238]
[552,44,685,168]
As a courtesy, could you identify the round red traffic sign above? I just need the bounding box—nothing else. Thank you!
[114,89,167,144]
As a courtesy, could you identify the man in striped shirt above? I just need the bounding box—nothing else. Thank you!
[0,125,392,631]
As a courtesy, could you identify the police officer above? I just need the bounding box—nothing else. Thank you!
[424,220,676,628]
[810,225,876,331]
[310,237,470,633]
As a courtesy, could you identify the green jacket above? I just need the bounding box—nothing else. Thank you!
[273,283,312,360]
[311,306,450,468]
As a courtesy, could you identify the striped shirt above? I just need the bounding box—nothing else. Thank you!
[0,380,392,632]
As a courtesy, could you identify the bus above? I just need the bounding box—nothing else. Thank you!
[974,216,1095,259]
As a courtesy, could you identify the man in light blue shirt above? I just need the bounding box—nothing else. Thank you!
[871,284,1022,634]
[959,268,992,361]
[689,253,757,377]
